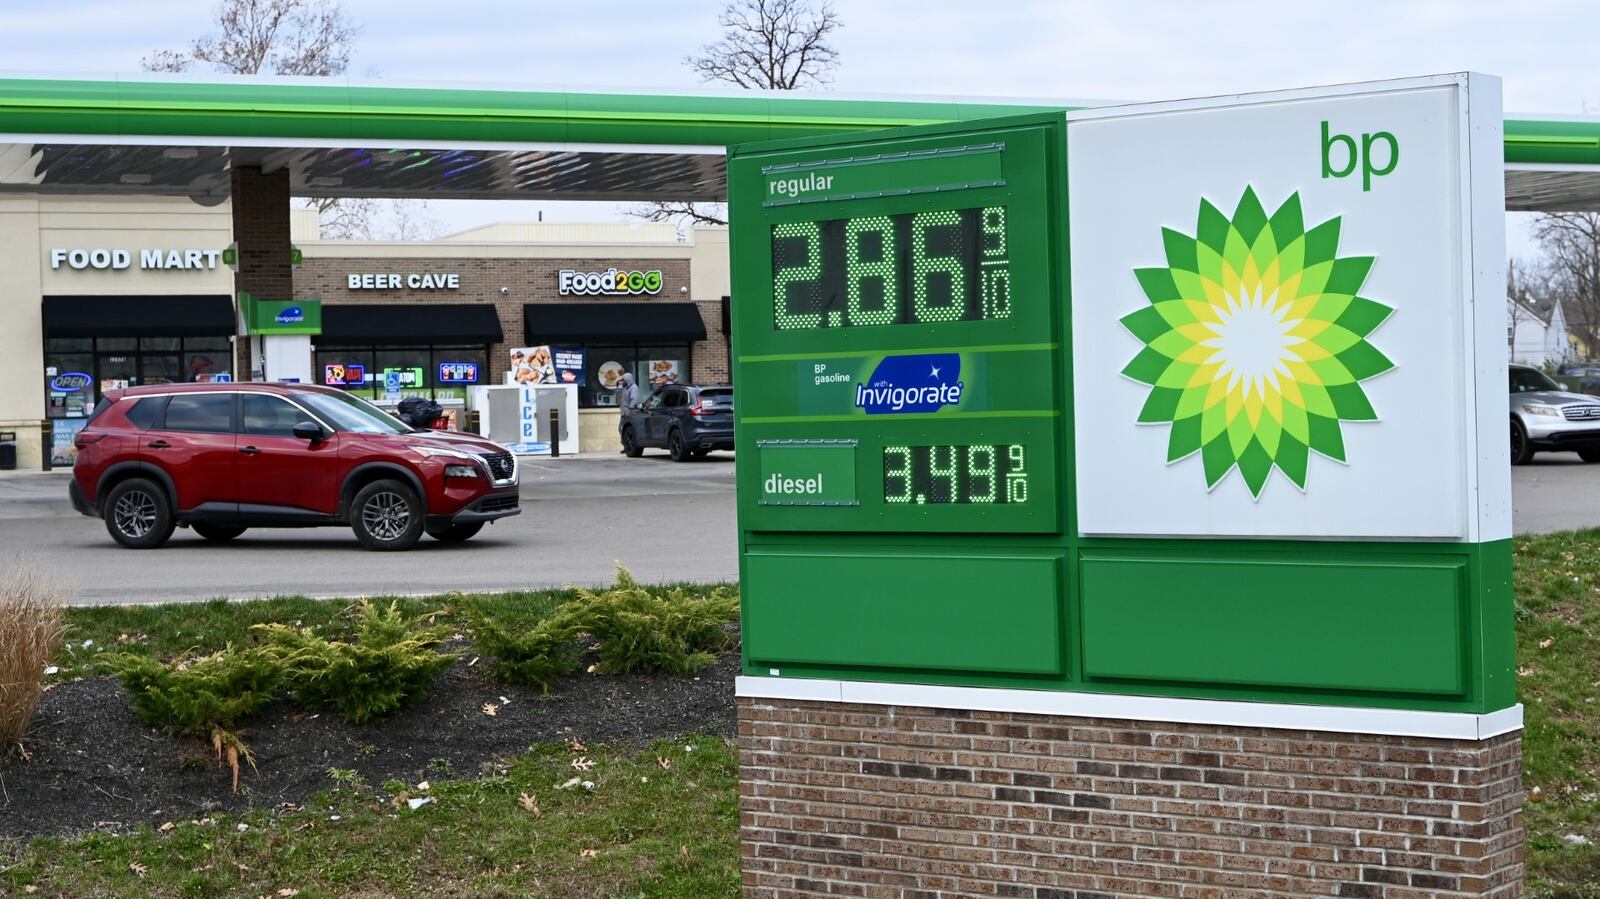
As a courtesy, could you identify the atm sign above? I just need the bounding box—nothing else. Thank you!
[438,362,479,383]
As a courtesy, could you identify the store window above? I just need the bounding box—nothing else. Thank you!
[575,343,693,408]
[315,343,489,403]
[44,336,235,420]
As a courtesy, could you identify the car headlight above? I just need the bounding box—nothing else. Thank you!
[444,464,481,480]
[410,445,476,461]
[1523,404,1563,418]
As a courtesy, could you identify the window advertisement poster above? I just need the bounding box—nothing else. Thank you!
[646,358,681,386]
[51,418,87,467]
[437,361,480,384]
[324,362,367,386]
[552,346,586,385]
[509,346,556,384]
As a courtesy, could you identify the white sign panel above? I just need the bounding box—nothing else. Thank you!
[1069,74,1508,541]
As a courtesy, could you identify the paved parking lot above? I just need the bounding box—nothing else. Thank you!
[0,449,1594,605]
[0,452,737,605]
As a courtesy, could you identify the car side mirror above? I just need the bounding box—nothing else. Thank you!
[1560,382,1570,391]
[292,421,326,442]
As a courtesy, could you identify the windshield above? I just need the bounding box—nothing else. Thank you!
[1510,368,1560,394]
[294,391,413,434]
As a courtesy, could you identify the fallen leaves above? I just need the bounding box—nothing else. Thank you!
[570,756,596,771]
[657,756,672,771]
[567,738,587,753]
[482,703,499,717]
[579,848,598,859]
[518,793,541,816]
[1539,637,1555,649]
[129,861,149,877]
[159,821,176,833]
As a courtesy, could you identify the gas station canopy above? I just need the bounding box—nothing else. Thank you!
[2,73,1597,209]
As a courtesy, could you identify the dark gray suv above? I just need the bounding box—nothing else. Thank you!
[620,385,734,461]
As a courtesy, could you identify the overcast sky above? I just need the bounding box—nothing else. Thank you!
[3,0,1594,256]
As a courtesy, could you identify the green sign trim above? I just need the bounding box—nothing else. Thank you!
[761,143,1004,206]
[740,341,1058,364]
[743,409,1059,425]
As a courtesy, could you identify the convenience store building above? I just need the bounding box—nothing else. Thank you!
[0,201,731,466]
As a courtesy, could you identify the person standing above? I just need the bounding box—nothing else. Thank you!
[618,371,640,414]
[616,371,641,454]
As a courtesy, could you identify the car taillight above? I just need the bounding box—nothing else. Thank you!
[74,432,105,449]
[690,401,708,417]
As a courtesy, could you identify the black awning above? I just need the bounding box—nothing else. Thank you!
[524,302,709,344]
[321,304,504,345]
[43,294,235,338]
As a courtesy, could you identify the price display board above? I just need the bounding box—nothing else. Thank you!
[731,118,1065,536]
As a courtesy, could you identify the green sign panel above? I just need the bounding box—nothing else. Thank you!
[240,292,322,335]
[757,440,859,506]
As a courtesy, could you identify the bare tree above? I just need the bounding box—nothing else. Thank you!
[143,1,438,240]
[1532,213,1600,358]
[686,0,842,90]
[142,0,356,76]
[631,0,843,229]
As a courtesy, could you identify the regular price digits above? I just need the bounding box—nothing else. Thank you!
[883,444,1028,505]
[771,206,1010,330]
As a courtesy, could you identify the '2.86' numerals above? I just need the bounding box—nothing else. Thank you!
[772,207,1010,330]
[883,444,1027,505]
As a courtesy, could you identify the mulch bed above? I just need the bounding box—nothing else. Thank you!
[0,645,739,838]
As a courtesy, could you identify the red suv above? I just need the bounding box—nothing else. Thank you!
[69,383,520,551]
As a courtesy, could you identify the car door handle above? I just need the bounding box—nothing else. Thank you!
[147,440,170,449]
[238,445,262,455]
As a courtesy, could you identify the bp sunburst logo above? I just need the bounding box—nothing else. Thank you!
[1119,187,1394,498]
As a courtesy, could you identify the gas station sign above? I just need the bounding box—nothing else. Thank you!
[730,74,1515,716]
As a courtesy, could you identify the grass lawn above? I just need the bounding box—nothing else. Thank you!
[2,533,1599,897]
[1,736,740,898]
[1515,530,1600,897]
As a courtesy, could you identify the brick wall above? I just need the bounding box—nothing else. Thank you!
[739,698,1523,899]
[231,167,293,378]
[295,256,732,384]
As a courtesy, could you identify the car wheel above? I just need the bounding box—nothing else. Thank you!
[425,522,485,543]
[621,425,644,458]
[668,428,691,462]
[1580,449,1600,464]
[351,479,425,551]
[193,523,246,543]
[692,447,713,458]
[1510,418,1534,466]
[103,477,176,549]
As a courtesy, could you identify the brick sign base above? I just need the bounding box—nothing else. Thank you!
[739,697,1523,898]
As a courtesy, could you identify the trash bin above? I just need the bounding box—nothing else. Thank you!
[0,431,16,471]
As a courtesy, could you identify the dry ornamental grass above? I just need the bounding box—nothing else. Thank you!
[0,561,68,751]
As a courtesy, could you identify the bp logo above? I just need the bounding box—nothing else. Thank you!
[1119,187,1394,498]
